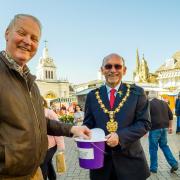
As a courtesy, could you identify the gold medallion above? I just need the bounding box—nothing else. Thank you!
[95,84,131,133]
[106,119,118,132]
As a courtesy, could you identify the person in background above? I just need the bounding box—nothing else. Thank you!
[175,92,180,134]
[40,98,65,180]
[74,104,84,126]
[83,53,151,180]
[60,106,68,116]
[68,104,75,115]
[50,103,58,114]
[0,13,91,179]
[147,93,178,173]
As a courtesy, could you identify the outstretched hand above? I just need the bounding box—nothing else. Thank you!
[71,125,91,139]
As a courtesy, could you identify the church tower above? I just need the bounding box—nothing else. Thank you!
[35,41,71,101]
[139,54,149,82]
[36,41,57,81]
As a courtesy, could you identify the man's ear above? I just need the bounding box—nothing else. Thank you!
[123,66,127,75]
[5,28,9,42]
[101,67,104,75]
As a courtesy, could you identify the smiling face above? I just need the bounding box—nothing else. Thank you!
[5,16,41,67]
[101,54,126,88]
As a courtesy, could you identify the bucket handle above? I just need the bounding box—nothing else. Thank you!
[91,143,108,155]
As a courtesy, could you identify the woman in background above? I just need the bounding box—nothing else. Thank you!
[41,98,65,180]
[73,104,84,126]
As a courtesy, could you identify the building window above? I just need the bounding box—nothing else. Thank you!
[45,70,47,79]
[51,71,53,79]
[48,71,50,79]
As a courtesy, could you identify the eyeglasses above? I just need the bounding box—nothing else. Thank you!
[104,64,123,70]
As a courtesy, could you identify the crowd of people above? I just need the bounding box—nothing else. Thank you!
[49,103,84,125]
[0,13,179,180]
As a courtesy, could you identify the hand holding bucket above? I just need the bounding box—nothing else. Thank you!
[75,128,106,169]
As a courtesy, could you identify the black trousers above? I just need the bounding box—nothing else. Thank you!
[90,155,118,180]
[90,154,147,180]
[40,146,57,180]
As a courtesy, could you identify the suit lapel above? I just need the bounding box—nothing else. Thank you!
[113,83,126,110]
[99,85,111,110]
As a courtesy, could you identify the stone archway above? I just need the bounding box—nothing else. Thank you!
[45,91,57,99]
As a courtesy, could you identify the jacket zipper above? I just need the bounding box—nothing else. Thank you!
[25,80,42,174]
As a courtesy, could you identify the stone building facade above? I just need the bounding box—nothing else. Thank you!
[156,51,180,91]
[35,42,70,100]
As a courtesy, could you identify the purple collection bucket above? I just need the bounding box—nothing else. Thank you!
[76,140,105,169]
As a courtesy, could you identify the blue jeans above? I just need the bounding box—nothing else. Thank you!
[176,116,180,133]
[149,128,178,171]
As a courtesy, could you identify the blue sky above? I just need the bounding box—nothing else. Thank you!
[0,0,180,84]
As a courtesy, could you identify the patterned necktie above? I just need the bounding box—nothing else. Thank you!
[110,88,116,109]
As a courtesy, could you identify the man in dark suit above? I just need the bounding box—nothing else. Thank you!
[83,53,151,180]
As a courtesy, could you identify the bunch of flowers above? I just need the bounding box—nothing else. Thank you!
[59,114,74,124]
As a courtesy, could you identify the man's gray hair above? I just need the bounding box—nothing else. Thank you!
[102,53,125,67]
[7,14,42,34]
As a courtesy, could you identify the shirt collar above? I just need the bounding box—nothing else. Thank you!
[2,51,30,76]
[106,82,121,94]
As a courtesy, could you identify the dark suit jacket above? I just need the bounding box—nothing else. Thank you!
[83,83,151,180]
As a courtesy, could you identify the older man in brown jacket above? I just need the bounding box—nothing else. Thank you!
[0,14,91,179]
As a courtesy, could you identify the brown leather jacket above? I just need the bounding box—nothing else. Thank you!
[0,52,72,179]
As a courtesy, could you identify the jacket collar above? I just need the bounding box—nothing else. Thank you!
[99,85,111,110]
[113,83,126,110]
[0,51,36,89]
[99,83,126,110]
[105,82,121,95]
[1,51,30,76]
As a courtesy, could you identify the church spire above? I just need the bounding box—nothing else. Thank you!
[43,40,49,58]
[136,48,140,72]
[142,53,145,60]
[44,40,48,48]
[142,53,147,64]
